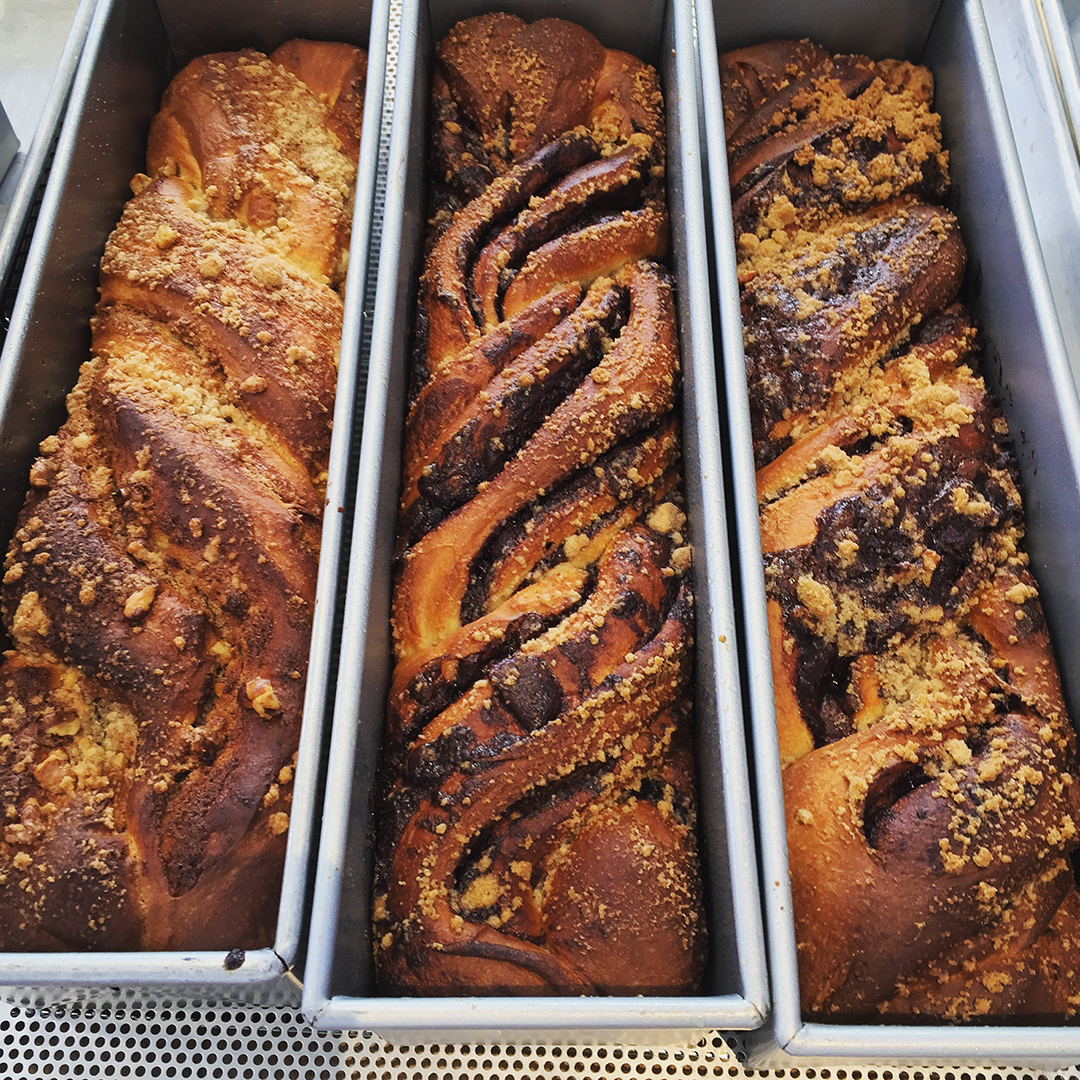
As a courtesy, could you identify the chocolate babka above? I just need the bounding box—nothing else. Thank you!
[0,40,365,950]
[722,39,1080,1019]
[373,13,707,996]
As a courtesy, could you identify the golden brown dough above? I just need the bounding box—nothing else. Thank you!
[722,40,1080,1020]
[0,40,364,951]
[374,14,705,996]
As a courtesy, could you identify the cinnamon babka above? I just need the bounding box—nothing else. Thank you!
[373,13,706,996]
[722,39,1080,1020]
[0,40,366,950]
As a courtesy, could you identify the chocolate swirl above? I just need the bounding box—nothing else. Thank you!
[724,39,1080,1020]
[374,13,705,996]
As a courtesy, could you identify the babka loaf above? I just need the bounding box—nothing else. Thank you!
[722,40,1080,1019]
[373,13,707,996]
[0,40,366,950]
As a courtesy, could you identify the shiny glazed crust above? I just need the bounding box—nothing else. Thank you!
[0,41,365,951]
[722,40,1080,1020]
[373,13,707,996]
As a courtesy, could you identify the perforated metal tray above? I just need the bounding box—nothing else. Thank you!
[0,995,1075,1079]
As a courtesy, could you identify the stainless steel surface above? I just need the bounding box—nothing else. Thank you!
[700,0,1080,1064]
[0,0,84,146]
[0,0,93,292]
[981,0,1080,412]
[302,0,768,1041]
[1043,0,1080,157]
[0,0,382,1001]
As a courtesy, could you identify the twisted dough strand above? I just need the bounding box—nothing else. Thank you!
[0,41,365,950]
[374,14,705,996]
[723,40,1080,1020]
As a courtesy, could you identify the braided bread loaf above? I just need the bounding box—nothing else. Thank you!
[373,13,706,996]
[722,40,1080,1020]
[0,41,365,951]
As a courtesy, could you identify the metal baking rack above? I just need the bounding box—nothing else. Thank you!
[0,0,1078,1074]
[0,1002,1076,1079]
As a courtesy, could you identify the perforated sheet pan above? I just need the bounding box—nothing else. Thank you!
[301,0,768,1043]
[699,0,1080,1064]
[0,0,386,1004]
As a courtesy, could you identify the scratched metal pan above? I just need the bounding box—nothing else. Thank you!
[301,0,769,1044]
[699,0,1080,1065]
[0,0,386,1005]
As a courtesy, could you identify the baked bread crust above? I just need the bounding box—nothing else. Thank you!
[0,41,365,951]
[374,14,706,996]
[722,40,1080,1020]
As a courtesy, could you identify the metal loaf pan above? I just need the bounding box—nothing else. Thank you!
[0,0,386,1005]
[301,0,768,1043]
[699,0,1080,1065]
